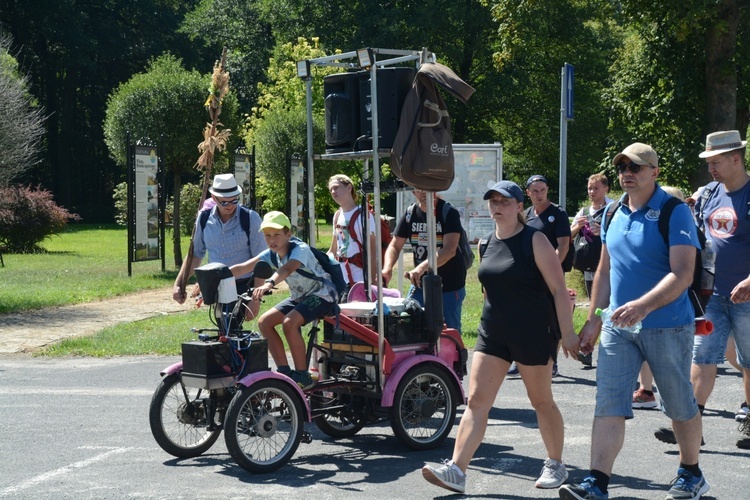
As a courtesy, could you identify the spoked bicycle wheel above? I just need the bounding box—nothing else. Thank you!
[389,364,457,450]
[148,373,223,458]
[311,390,367,438]
[224,379,304,473]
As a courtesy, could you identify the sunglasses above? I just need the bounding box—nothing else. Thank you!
[217,198,240,206]
[617,161,652,174]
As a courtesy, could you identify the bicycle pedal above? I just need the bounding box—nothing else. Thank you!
[301,431,313,444]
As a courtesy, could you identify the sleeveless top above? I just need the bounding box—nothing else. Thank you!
[477,226,554,341]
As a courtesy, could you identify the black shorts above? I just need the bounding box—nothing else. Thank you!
[475,325,558,366]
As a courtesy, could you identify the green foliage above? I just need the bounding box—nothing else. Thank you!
[245,38,348,213]
[0,186,80,253]
[486,0,622,213]
[112,182,128,226]
[104,53,240,174]
[174,183,203,236]
[179,0,273,111]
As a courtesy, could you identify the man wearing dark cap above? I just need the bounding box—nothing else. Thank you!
[525,175,572,270]
[560,143,707,500]
[522,175,572,378]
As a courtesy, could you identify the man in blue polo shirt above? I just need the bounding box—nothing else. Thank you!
[560,143,708,500]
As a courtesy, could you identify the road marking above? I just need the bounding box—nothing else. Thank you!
[0,447,131,496]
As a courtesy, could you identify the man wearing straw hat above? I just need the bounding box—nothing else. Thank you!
[654,130,750,451]
[172,174,266,314]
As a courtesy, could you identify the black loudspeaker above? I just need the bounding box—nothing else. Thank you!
[324,72,361,153]
[358,67,416,151]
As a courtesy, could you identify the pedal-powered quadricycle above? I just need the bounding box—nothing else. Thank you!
[150,47,467,473]
[149,261,467,473]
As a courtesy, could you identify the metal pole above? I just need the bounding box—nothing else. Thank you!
[369,60,387,390]
[305,77,316,247]
[559,65,567,210]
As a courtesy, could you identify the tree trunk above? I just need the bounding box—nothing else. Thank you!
[699,0,740,184]
[172,170,182,267]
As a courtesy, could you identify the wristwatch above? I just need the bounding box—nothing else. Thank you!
[264,278,276,287]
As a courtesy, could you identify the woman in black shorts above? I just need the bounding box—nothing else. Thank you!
[422,180,580,494]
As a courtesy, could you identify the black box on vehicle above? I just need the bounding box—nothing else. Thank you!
[181,338,269,381]
[324,312,430,346]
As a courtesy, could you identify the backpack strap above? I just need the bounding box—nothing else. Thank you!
[657,196,682,247]
[602,199,622,234]
[694,181,720,228]
[200,206,251,247]
[198,208,210,232]
[239,206,251,246]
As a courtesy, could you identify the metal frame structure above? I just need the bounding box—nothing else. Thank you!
[297,47,436,387]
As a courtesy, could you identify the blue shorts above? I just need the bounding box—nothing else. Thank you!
[274,295,336,324]
[595,323,698,421]
[693,296,750,368]
[407,286,466,333]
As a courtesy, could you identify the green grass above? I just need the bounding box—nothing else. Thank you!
[11,223,588,356]
[0,224,191,314]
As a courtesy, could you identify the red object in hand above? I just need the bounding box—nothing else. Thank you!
[695,318,714,336]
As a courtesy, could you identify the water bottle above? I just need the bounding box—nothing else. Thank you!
[700,239,716,297]
[595,306,642,333]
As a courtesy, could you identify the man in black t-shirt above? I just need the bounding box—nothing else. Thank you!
[524,175,572,267]
[382,190,467,333]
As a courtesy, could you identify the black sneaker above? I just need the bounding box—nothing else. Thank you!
[577,351,593,367]
[655,427,705,446]
[290,369,314,389]
[737,418,750,449]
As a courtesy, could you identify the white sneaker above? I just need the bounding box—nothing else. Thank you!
[535,457,568,488]
[422,460,466,493]
[736,402,748,422]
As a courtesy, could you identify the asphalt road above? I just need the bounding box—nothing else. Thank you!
[0,353,747,499]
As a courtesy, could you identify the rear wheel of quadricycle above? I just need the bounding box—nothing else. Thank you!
[389,364,457,450]
[311,390,367,438]
[149,373,222,458]
[224,379,304,473]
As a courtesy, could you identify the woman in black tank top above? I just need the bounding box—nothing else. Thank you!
[422,181,580,494]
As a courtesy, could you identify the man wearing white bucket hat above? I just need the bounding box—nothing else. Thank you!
[654,130,750,451]
[172,174,266,313]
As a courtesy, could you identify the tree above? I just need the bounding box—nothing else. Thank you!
[611,0,750,189]
[0,33,45,186]
[179,0,274,112]
[103,54,240,266]
[486,0,622,212]
[0,0,203,221]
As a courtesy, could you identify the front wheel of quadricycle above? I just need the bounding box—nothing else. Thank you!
[311,390,367,438]
[149,373,222,458]
[389,364,457,450]
[224,379,304,473]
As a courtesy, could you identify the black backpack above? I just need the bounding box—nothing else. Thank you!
[407,201,475,270]
[268,237,347,301]
[572,206,607,273]
[603,189,717,318]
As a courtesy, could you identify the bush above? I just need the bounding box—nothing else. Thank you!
[112,181,128,226]
[0,185,80,252]
[174,182,203,236]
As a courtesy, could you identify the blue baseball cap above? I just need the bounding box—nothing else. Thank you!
[483,181,524,202]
